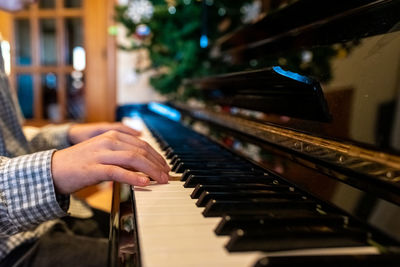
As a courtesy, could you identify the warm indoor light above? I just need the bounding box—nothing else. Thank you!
[73,46,86,71]
[1,41,11,75]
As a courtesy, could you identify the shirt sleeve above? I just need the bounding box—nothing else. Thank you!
[27,124,73,152]
[0,150,69,237]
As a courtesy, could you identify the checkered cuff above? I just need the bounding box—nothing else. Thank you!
[0,150,68,235]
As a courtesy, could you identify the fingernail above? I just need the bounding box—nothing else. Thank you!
[140,177,149,185]
[162,173,169,183]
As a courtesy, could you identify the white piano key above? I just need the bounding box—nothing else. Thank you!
[135,181,265,267]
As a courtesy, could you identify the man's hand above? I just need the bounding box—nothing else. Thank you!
[52,130,170,194]
[68,122,141,145]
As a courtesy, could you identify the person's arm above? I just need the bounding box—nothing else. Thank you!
[2,123,169,237]
[0,150,68,237]
[0,126,169,236]
[27,124,73,152]
[67,122,141,144]
[27,122,141,151]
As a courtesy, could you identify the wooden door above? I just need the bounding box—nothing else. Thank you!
[0,0,116,125]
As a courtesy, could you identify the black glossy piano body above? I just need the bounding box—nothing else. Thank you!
[109,0,400,266]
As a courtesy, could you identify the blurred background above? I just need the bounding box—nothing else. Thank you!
[0,0,283,126]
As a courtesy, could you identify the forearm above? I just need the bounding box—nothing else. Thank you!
[0,151,69,237]
[27,124,73,152]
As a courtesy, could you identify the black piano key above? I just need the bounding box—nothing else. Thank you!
[173,162,255,173]
[171,158,247,169]
[184,175,276,188]
[171,159,249,172]
[166,149,229,159]
[171,155,242,161]
[181,168,267,181]
[226,226,369,252]
[196,190,303,207]
[253,254,400,267]
[170,156,179,165]
[202,199,316,217]
[170,150,232,157]
[191,184,293,199]
[224,208,334,217]
[169,155,232,165]
[215,213,348,235]
[165,148,175,158]
[171,156,232,166]
[217,205,340,218]
[159,141,170,150]
[152,134,168,148]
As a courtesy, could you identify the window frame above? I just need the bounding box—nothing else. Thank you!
[12,0,85,124]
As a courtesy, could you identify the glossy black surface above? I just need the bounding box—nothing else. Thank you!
[188,0,400,155]
[253,254,400,267]
[218,0,399,54]
[109,183,140,267]
[188,67,331,122]
[174,107,400,207]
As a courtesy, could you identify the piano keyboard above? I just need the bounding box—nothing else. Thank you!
[122,115,381,267]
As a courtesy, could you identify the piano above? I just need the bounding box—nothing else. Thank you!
[109,0,400,266]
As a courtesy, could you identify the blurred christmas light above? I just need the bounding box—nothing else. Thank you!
[218,7,226,16]
[241,0,261,23]
[200,34,208,48]
[127,0,154,23]
[136,24,151,36]
[168,6,176,14]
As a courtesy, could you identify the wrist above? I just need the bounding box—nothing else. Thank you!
[67,123,79,145]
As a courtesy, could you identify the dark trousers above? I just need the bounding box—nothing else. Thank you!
[1,209,109,267]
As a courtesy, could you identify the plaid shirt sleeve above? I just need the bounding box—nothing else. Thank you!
[0,150,68,237]
[28,124,73,152]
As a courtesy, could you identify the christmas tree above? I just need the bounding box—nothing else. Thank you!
[114,0,358,100]
[114,0,254,99]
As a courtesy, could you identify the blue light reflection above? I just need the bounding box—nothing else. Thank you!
[148,102,181,121]
[272,66,313,85]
